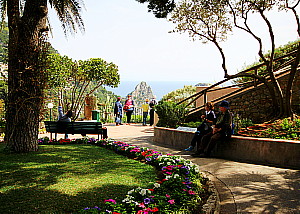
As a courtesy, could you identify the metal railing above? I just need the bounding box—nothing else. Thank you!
[178,50,299,114]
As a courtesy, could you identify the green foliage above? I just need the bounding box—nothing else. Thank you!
[234,40,300,84]
[155,100,188,128]
[181,121,202,128]
[136,0,176,18]
[169,0,232,44]
[0,24,8,63]
[78,58,120,87]
[238,118,300,140]
[232,114,254,133]
[45,54,120,120]
[162,85,196,107]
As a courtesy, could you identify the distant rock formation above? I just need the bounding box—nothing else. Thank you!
[129,81,155,107]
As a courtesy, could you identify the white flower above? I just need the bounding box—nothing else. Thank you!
[122,195,135,203]
[127,189,135,195]
[140,189,148,196]
[154,183,160,188]
[173,174,180,178]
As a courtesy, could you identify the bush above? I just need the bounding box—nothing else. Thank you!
[155,101,188,128]
[181,121,203,128]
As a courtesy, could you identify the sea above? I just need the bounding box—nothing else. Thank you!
[105,80,200,100]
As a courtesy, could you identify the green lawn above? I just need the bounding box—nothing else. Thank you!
[0,144,157,214]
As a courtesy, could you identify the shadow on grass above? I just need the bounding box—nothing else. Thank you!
[0,184,133,214]
[0,143,157,213]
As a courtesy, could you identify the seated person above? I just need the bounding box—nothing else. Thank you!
[185,102,216,151]
[57,103,73,139]
[192,100,232,157]
[58,106,72,122]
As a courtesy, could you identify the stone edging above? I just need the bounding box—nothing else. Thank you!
[154,127,300,169]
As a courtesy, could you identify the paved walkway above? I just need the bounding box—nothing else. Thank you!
[40,123,300,213]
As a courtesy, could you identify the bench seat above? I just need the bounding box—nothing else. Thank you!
[44,121,108,140]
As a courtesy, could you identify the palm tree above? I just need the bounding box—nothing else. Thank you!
[3,0,84,152]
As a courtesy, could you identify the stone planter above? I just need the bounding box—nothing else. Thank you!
[154,127,300,169]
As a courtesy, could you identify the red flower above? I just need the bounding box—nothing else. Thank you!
[151,207,159,212]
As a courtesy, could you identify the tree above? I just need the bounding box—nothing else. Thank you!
[2,0,174,153]
[3,0,84,152]
[136,0,176,18]
[162,85,196,107]
[46,54,120,120]
[170,0,300,119]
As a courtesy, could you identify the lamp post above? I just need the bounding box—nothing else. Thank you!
[47,102,54,121]
[47,102,54,140]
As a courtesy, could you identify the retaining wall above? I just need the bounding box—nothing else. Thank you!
[154,127,300,169]
[226,72,300,123]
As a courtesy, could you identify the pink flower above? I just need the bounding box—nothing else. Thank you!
[168,199,175,204]
[104,199,116,204]
[165,194,170,198]
[138,203,146,208]
[188,190,196,195]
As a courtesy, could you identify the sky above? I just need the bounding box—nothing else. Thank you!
[48,0,299,84]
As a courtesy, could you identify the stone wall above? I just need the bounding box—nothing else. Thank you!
[154,127,300,169]
[224,72,300,123]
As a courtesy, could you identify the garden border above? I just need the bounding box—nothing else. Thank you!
[153,127,300,169]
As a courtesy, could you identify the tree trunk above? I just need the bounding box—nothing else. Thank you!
[5,0,48,152]
[284,45,300,118]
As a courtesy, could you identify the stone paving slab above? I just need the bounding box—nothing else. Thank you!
[40,123,300,213]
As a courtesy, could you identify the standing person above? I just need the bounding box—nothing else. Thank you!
[114,97,123,126]
[149,96,157,126]
[123,95,135,125]
[192,100,232,158]
[184,102,216,151]
[57,102,72,139]
[141,99,150,126]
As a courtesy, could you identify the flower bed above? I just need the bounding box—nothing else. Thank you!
[38,137,210,213]
[237,118,300,140]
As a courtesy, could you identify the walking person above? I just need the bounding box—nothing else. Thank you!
[123,95,135,125]
[184,102,216,151]
[114,97,123,126]
[192,100,233,157]
[141,99,150,126]
[149,96,157,126]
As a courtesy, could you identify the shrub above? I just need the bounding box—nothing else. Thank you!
[155,101,188,128]
[181,121,203,128]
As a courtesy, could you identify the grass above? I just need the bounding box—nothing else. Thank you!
[0,143,157,214]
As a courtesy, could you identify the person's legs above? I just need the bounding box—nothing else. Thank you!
[149,109,154,126]
[126,111,132,123]
[185,131,201,151]
[115,115,120,125]
[143,112,148,125]
[204,132,223,156]
[192,132,212,155]
[119,115,123,125]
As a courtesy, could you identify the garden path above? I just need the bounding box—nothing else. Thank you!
[40,123,300,213]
